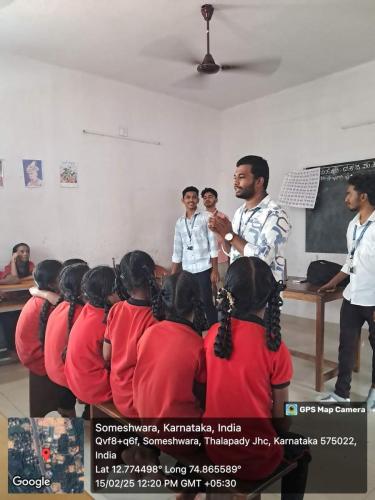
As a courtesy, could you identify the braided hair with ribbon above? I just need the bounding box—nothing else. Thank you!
[59,263,89,361]
[155,271,208,335]
[214,256,285,359]
[35,260,63,346]
[81,266,117,324]
[119,250,159,314]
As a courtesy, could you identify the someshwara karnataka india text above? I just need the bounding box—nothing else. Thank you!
[94,404,367,436]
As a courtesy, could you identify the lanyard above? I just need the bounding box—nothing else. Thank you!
[350,220,372,260]
[184,213,198,245]
[238,207,261,238]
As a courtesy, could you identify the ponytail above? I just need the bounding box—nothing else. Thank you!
[39,300,52,346]
[192,298,208,336]
[264,281,284,352]
[214,288,235,359]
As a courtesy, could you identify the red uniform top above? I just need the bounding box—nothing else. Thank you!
[44,301,83,388]
[104,298,157,417]
[204,316,293,480]
[133,319,206,419]
[15,296,51,375]
[64,303,112,404]
[0,261,34,279]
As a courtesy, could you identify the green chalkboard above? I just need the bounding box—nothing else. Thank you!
[306,158,375,253]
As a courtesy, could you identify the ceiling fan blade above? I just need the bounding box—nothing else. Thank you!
[221,58,281,74]
[141,36,201,66]
[173,73,209,90]
[214,3,252,10]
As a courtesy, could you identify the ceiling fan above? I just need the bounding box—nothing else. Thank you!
[169,3,280,88]
[196,3,251,75]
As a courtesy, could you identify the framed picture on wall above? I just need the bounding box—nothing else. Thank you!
[0,160,4,188]
[59,161,78,187]
[23,159,43,188]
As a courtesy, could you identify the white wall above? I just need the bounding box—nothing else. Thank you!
[0,53,220,268]
[2,52,375,322]
[218,59,375,322]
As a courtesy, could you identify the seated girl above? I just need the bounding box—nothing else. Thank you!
[133,271,207,419]
[204,257,309,498]
[44,263,89,417]
[15,259,65,417]
[0,243,34,283]
[64,266,119,404]
[103,250,159,417]
[15,259,62,375]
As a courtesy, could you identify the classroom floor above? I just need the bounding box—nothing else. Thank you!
[0,313,374,500]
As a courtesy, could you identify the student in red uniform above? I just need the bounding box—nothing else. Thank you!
[204,257,309,499]
[44,263,89,417]
[103,250,159,417]
[15,260,64,417]
[64,266,119,404]
[0,243,35,352]
[15,259,62,375]
[0,242,34,282]
[133,271,207,420]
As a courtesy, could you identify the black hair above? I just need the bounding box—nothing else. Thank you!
[120,251,159,314]
[214,257,284,359]
[62,258,88,267]
[154,271,208,335]
[34,260,63,346]
[12,242,30,253]
[81,266,116,324]
[182,186,199,198]
[348,174,375,206]
[201,187,218,199]
[59,262,90,333]
[12,242,31,278]
[236,155,269,190]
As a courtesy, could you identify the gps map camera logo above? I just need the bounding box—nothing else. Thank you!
[285,403,299,416]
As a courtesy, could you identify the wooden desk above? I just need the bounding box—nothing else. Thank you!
[0,277,34,293]
[283,277,348,392]
[0,300,26,313]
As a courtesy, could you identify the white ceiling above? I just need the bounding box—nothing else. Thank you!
[1,0,375,109]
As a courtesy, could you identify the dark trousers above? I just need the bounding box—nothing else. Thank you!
[194,269,218,327]
[335,299,375,399]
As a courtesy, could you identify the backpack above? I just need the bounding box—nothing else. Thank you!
[306,260,349,287]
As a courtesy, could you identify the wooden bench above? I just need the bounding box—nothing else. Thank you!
[91,402,297,499]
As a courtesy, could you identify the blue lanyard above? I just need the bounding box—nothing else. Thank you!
[184,213,198,245]
[238,207,261,238]
[350,220,372,259]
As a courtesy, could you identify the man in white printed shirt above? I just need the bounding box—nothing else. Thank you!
[208,155,290,283]
[319,174,375,409]
[171,186,219,326]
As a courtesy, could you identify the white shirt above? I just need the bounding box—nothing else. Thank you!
[342,210,375,306]
[172,210,218,274]
[231,195,290,282]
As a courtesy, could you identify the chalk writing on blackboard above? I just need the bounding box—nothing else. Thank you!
[306,158,375,253]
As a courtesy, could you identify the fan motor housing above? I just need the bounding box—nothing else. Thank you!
[197,53,220,74]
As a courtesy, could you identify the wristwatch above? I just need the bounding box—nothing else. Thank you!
[224,232,234,242]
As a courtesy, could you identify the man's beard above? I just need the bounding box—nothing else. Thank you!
[235,186,255,199]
